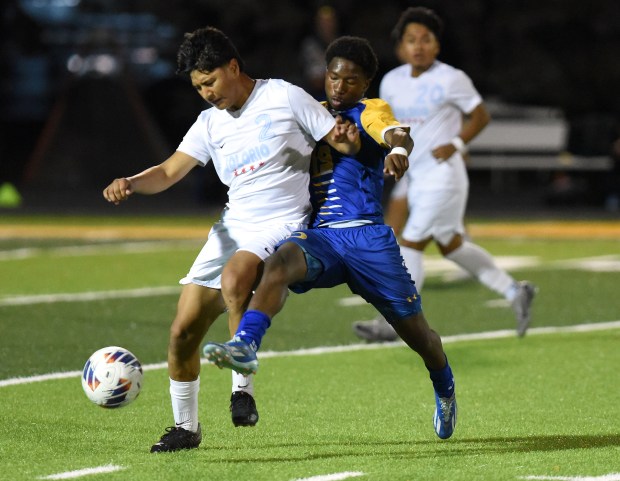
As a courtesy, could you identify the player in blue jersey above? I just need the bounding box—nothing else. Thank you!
[204,36,458,440]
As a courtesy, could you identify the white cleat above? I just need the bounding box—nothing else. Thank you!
[352,317,398,342]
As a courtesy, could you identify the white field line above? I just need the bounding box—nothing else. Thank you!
[293,472,365,481]
[0,240,200,261]
[519,474,620,481]
[0,286,180,306]
[2,320,619,389]
[3,254,619,308]
[38,464,124,480]
[554,255,620,272]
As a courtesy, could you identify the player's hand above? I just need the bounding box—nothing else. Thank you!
[431,143,457,162]
[384,152,409,181]
[330,116,361,155]
[103,178,133,205]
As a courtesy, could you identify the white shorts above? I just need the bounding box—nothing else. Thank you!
[401,187,467,246]
[389,175,409,200]
[180,220,305,289]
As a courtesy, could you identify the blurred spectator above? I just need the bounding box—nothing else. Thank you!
[299,5,340,99]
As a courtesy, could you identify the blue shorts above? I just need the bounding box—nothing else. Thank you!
[280,224,422,322]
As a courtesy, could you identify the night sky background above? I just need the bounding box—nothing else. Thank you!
[1,0,619,211]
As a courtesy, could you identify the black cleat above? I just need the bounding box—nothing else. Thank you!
[150,424,202,453]
[230,391,259,427]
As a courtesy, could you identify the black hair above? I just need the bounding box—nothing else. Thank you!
[325,36,378,81]
[176,26,245,76]
[391,7,444,43]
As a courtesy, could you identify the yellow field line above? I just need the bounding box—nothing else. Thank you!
[468,221,620,239]
[0,221,619,240]
[0,225,211,239]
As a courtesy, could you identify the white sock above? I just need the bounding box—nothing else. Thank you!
[169,378,200,432]
[401,245,425,291]
[445,241,516,299]
[232,371,254,396]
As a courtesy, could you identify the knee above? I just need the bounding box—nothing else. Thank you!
[169,312,212,353]
[169,320,194,347]
[438,234,463,256]
[262,254,290,285]
[221,264,257,304]
[395,314,439,354]
[262,246,305,287]
[401,237,430,251]
[169,322,208,364]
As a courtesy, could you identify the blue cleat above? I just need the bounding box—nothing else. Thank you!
[203,338,258,376]
[433,391,457,439]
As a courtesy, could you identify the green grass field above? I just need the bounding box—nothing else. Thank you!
[1,216,619,481]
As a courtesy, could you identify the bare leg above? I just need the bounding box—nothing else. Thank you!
[391,311,447,370]
[246,242,307,317]
[168,283,225,381]
[391,311,457,440]
[221,250,264,336]
[151,284,225,451]
[219,250,267,426]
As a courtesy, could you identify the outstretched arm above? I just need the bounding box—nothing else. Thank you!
[103,151,200,205]
[384,126,413,181]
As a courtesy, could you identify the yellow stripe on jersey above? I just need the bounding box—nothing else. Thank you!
[360,98,403,148]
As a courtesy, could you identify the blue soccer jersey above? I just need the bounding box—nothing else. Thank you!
[309,99,402,228]
[274,98,420,322]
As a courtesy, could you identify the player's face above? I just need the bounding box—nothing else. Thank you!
[324,57,370,111]
[190,59,242,110]
[399,22,440,75]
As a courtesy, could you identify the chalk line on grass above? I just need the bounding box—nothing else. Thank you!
[293,472,365,481]
[38,464,124,480]
[519,473,620,481]
[1,321,619,389]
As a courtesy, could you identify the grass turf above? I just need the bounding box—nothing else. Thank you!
[1,218,619,480]
[2,330,619,481]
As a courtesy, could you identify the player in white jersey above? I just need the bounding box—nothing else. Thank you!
[103,26,358,453]
[353,7,537,342]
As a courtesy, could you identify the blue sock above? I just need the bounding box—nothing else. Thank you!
[235,310,272,352]
[428,357,455,398]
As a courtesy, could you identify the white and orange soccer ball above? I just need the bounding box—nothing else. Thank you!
[81,346,143,408]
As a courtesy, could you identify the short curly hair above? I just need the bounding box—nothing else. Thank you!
[176,26,245,76]
[391,7,444,43]
[325,36,379,81]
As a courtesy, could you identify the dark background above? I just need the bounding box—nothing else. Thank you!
[1,0,619,215]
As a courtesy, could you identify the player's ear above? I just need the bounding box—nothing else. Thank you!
[228,58,240,77]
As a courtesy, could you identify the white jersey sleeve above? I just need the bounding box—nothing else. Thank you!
[447,69,482,115]
[286,84,335,142]
[177,110,214,167]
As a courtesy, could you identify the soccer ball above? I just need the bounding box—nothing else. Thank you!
[81,346,143,408]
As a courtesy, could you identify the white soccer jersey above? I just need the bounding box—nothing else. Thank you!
[380,61,482,191]
[178,78,336,225]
